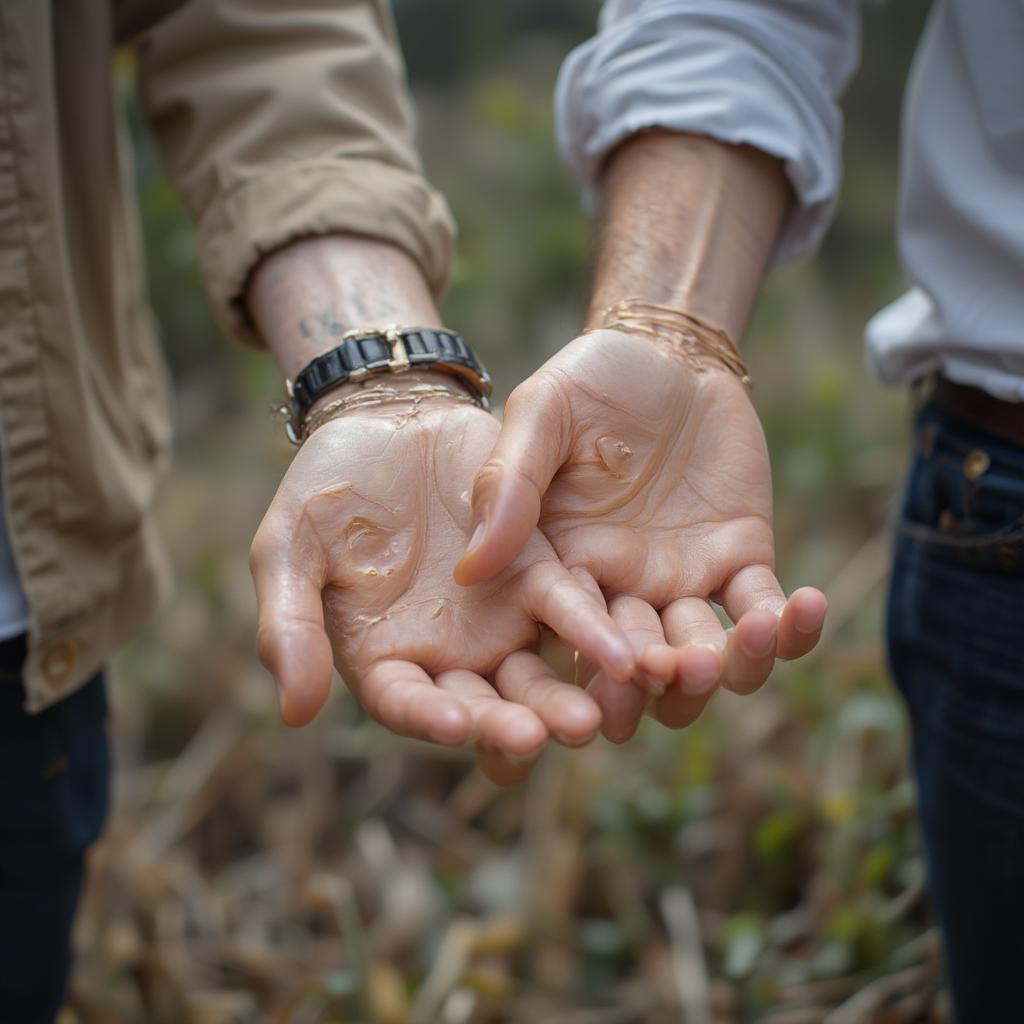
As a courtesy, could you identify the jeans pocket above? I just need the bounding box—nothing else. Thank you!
[895,410,1024,571]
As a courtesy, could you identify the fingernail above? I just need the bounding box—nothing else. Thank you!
[465,521,486,553]
[605,637,636,680]
[273,678,290,721]
[794,606,824,635]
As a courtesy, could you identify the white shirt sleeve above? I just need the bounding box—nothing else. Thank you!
[555,0,861,262]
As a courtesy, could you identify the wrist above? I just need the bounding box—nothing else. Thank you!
[588,130,789,340]
[307,369,476,414]
[586,299,752,391]
[297,370,484,443]
[247,235,443,381]
[282,324,491,445]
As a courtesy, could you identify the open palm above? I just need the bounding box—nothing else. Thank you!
[250,398,635,782]
[456,330,826,740]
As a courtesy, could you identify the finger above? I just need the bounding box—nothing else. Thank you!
[606,595,678,697]
[434,669,547,759]
[660,597,726,696]
[650,597,721,729]
[718,564,814,693]
[719,562,787,622]
[776,586,828,661]
[723,610,778,695]
[587,670,649,744]
[580,595,677,743]
[357,660,474,744]
[494,651,601,747]
[520,560,635,682]
[475,746,543,787]
[454,375,571,586]
[435,669,548,787]
[650,685,715,729]
[250,520,334,727]
[569,566,607,610]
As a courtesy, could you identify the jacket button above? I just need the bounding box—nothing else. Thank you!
[44,640,78,687]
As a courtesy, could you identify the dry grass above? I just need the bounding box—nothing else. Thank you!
[65,463,945,1021]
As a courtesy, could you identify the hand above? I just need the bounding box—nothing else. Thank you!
[455,330,827,741]
[250,394,636,783]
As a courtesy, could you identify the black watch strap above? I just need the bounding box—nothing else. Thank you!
[288,327,492,421]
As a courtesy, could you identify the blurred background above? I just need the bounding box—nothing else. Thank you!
[71,2,943,1021]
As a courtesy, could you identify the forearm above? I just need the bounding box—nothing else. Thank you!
[246,234,443,380]
[587,131,791,341]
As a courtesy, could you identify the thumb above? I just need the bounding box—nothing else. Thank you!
[454,375,571,586]
[249,520,334,726]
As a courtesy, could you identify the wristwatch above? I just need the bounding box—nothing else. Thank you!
[286,325,492,439]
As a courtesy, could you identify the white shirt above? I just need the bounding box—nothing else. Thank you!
[556,0,1024,400]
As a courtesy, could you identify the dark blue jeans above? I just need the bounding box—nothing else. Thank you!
[888,401,1024,1021]
[0,643,109,1023]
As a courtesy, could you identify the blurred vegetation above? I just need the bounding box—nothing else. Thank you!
[73,2,948,1022]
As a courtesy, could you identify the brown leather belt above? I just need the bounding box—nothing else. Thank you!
[931,377,1024,448]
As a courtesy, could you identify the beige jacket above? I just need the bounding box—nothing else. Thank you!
[0,0,454,712]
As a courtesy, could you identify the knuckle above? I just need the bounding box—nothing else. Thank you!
[369,674,403,720]
[248,524,278,573]
[248,534,267,573]
[505,373,570,441]
[471,458,505,503]
[254,623,277,669]
[750,585,785,611]
[503,378,540,418]
[543,573,577,603]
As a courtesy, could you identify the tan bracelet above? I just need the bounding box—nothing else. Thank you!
[594,297,752,390]
[281,381,483,444]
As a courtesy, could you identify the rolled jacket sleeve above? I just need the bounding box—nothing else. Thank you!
[136,0,455,346]
[555,0,860,262]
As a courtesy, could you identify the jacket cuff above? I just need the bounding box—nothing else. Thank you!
[196,159,456,348]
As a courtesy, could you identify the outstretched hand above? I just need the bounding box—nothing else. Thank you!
[250,395,637,783]
[455,330,827,741]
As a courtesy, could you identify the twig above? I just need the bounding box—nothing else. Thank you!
[660,886,712,1024]
[823,965,930,1024]
[135,704,244,858]
[401,797,496,863]
[538,1007,647,1024]
[820,528,891,643]
[409,918,477,1024]
[442,987,477,1024]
